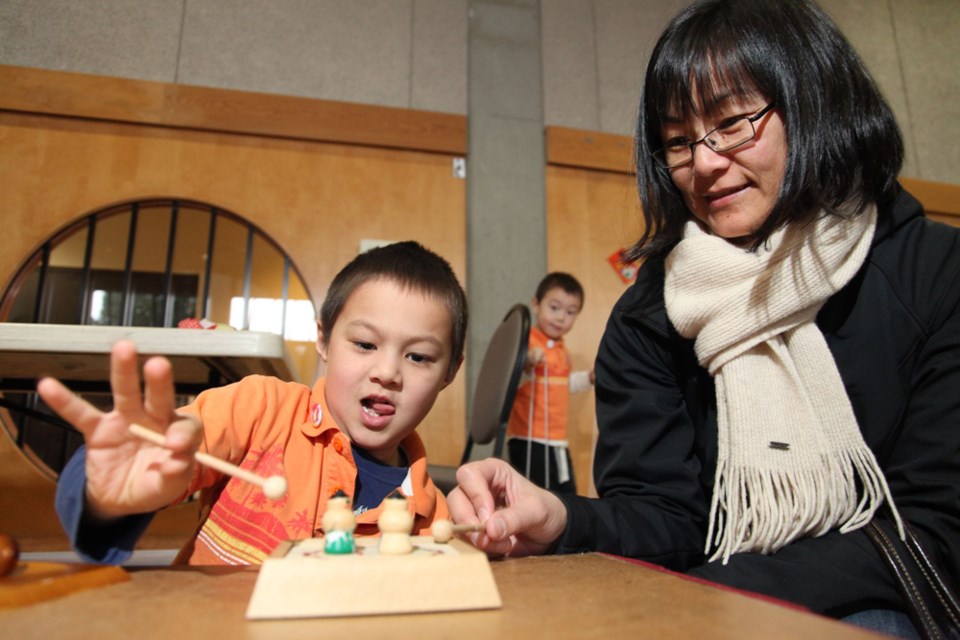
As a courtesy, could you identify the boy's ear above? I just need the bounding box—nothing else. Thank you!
[316,321,328,361]
[442,355,464,387]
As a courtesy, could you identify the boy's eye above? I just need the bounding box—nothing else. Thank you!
[407,353,433,365]
[353,341,375,351]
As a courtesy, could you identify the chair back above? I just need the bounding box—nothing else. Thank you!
[460,303,529,463]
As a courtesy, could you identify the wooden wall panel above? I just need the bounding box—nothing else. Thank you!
[0,110,467,548]
[0,112,467,464]
[545,166,643,496]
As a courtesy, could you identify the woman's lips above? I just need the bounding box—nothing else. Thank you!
[703,184,747,209]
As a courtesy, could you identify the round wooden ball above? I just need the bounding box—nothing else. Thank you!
[0,533,20,577]
[263,475,288,500]
[432,519,454,543]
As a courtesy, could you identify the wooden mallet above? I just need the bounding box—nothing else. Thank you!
[128,423,287,500]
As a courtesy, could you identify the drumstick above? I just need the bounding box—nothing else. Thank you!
[128,423,288,500]
[431,519,486,543]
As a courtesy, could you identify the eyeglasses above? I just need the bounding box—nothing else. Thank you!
[652,102,777,169]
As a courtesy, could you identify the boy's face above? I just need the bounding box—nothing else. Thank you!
[532,287,582,341]
[317,278,459,466]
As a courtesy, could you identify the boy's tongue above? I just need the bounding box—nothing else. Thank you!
[362,397,395,417]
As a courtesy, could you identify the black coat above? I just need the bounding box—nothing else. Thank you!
[555,186,960,617]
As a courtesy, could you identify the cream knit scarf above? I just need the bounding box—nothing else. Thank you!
[664,205,902,563]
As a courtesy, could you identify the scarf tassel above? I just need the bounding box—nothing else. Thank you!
[706,447,904,564]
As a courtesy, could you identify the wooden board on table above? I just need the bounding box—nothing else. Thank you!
[0,561,130,609]
[246,536,501,620]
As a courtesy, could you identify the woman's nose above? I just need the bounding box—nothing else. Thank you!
[691,141,731,176]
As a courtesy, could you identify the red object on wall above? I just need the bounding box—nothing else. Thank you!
[607,248,638,284]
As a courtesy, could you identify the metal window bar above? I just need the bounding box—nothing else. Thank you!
[201,208,217,319]
[281,257,290,340]
[31,243,50,324]
[241,226,254,331]
[120,203,139,327]
[78,216,96,325]
[162,201,180,328]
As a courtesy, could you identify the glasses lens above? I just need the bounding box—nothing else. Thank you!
[656,146,691,168]
[707,118,754,152]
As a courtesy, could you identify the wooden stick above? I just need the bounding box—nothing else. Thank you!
[128,423,287,499]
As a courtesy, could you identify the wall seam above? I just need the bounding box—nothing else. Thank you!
[173,0,188,84]
[408,0,417,109]
[886,0,920,178]
[590,0,602,132]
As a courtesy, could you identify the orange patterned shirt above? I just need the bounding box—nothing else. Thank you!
[173,375,448,564]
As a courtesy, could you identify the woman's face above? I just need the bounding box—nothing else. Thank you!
[662,93,787,243]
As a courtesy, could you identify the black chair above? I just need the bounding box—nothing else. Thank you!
[428,303,530,494]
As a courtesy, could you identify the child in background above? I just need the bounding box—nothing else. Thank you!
[507,272,593,494]
[40,241,466,565]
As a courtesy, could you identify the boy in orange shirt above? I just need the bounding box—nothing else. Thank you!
[507,272,593,494]
[42,241,465,564]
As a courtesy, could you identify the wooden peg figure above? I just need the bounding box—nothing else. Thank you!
[322,490,356,554]
[377,491,414,555]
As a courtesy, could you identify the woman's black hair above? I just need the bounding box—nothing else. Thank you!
[629,0,903,260]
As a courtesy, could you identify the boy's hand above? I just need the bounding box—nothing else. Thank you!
[524,347,545,374]
[447,458,568,557]
[36,339,202,520]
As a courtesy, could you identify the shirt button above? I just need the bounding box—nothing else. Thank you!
[334,439,344,454]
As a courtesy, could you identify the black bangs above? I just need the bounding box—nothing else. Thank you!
[647,7,772,126]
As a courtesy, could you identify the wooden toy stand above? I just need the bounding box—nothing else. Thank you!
[246,536,502,619]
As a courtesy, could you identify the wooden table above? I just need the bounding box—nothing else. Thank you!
[0,322,297,394]
[0,554,887,639]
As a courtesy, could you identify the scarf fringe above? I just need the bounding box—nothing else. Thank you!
[706,446,904,564]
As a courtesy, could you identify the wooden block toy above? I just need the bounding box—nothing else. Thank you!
[246,535,502,619]
[321,491,356,554]
[377,492,414,555]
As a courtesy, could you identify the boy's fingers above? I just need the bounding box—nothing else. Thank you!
[36,377,104,438]
[163,414,203,453]
[109,340,145,417]
[142,355,176,425]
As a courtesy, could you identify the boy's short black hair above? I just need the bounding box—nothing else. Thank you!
[319,241,467,378]
[631,0,903,259]
[535,272,584,308]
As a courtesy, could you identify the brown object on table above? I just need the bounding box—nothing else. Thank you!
[0,534,19,577]
[0,561,130,609]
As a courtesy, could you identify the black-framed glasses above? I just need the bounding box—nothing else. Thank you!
[652,102,777,169]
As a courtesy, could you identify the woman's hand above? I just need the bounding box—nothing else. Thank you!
[447,458,568,557]
[36,339,202,520]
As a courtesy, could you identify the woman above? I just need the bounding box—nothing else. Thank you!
[448,0,960,634]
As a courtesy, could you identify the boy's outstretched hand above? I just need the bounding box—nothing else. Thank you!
[446,458,568,557]
[36,339,202,520]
